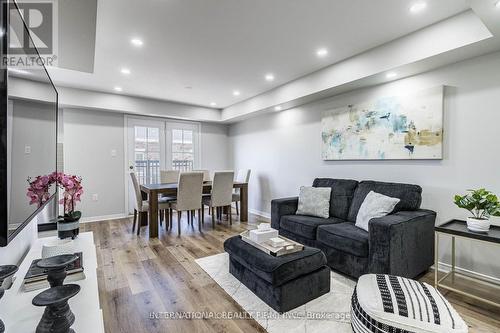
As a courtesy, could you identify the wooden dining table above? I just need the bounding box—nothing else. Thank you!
[140,181,249,238]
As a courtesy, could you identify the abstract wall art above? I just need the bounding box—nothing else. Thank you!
[321,86,443,160]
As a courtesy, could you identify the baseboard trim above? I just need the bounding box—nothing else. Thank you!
[248,208,271,219]
[434,261,500,285]
[80,213,129,223]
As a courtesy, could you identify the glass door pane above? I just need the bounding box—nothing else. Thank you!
[126,118,165,214]
[171,128,195,171]
[134,126,161,184]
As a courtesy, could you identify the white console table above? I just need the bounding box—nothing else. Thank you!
[0,232,104,333]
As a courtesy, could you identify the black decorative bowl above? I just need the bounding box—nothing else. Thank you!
[37,254,78,288]
[32,284,81,333]
[0,265,18,333]
[0,265,18,283]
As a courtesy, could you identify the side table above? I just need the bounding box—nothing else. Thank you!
[435,219,500,308]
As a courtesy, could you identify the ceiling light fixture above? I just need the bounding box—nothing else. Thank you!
[316,48,328,58]
[233,90,241,96]
[265,73,275,82]
[386,72,398,79]
[130,38,143,47]
[496,1,500,8]
[121,68,131,75]
[114,86,123,92]
[409,1,427,14]
[274,105,282,111]
[210,102,217,107]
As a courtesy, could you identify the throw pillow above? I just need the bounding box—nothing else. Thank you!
[355,191,400,232]
[296,186,331,219]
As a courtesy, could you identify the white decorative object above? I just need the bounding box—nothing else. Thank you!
[352,274,468,333]
[269,237,285,247]
[355,191,400,232]
[41,239,75,258]
[296,186,331,218]
[257,223,271,230]
[466,217,491,233]
[249,227,278,244]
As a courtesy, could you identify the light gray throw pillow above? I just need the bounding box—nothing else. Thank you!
[296,186,331,219]
[355,191,400,232]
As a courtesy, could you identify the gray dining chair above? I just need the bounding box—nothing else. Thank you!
[160,170,180,183]
[169,172,204,235]
[192,169,211,182]
[203,171,234,228]
[130,172,172,235]
[232,169,250,216]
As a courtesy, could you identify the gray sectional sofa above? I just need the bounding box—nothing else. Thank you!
[271,178,436,279]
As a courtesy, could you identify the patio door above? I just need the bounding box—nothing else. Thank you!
[126,118,166,214]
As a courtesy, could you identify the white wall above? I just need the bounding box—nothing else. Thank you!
[0,214,38,266]
[63,108,229,220]
[228,51,500,278]
[63,108,126,220]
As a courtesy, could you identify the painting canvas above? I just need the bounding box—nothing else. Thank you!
[321,86,443,160]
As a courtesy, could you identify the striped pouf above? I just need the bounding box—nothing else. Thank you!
[351,274,468,333]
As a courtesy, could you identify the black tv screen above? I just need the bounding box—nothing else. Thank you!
[0,0,58,246]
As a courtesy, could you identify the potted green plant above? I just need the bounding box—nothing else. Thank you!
[454,189,500,232]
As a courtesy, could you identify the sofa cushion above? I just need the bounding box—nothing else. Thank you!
[313,178,359,220]
[280,214,345,240]
[317,222,369,257]
[296,186,331,218]
[224,236,327,286]
[347,181,422,222]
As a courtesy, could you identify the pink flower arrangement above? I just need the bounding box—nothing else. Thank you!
[27,172,83,218]
[26,175,53,207]
[52,172,83,215]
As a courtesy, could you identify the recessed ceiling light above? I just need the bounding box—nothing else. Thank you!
[130,38,143,47]
[386,72,398,79]
[265,73,275,82]
[409,2,427,14]
[233,90,241,96]
[114,86,123,92]
[496,1,500,8]
[316,48,328,58]
[210,102,217,107]
[121,68,131,75]
[274,105,282,111]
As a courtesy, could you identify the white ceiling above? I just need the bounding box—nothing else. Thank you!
[47,0,470,109]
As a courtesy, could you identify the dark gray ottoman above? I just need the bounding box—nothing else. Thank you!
[224,236,330,313]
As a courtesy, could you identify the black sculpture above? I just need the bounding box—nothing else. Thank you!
[32,284,80,333]
[0,265,19,333]
[36,254,78,288]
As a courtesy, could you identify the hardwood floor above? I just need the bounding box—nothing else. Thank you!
[81,212,500,333]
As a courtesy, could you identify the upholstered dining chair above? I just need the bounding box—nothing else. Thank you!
[203,171,234,228]
[169,172,204,235]
[192,169,211,182]
[130,172,172,235]
[232,169,251,216]
[160,170,180,183]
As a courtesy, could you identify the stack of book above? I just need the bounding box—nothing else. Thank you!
[22,252,85,292]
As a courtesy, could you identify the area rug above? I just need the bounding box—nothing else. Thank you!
[195,253,356,333]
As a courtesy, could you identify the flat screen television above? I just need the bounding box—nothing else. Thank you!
[0,0,58,246]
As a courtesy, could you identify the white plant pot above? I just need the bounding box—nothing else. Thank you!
[466,217,490,233]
